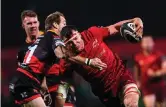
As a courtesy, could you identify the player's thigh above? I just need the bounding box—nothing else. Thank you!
[143,94,156,107]
[22,97,46,107]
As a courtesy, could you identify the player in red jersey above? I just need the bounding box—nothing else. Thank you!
[45,12,105,107]
[134,36,166,107]
[9,11,106,107]
[60,17,143,107]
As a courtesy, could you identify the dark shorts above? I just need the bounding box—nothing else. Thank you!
[142,81,166,102]
[101,97,124,107]
[46,74,61,93]
[98,92,124,107]
[92,86,124,107]
[9,71,41,105]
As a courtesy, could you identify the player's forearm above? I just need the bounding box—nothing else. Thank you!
[153,69,166,77]
[105,18,136,35]
[68,56,89,65]
[41,76,48,91]
[112,18,135,30]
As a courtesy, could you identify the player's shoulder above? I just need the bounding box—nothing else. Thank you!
[81,26,100,32]
[87,26,103,31]
[45,30,59,38]
[153,50,165,61]
[39,31,44,35]
[81,26,102,36]
[19,42,32,51]
[154,50,164,56]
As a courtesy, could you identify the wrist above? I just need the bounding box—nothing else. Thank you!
[123,84,141,97]
[85,58,92,66]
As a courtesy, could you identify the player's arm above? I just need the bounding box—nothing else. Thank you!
[105,17,143,37]
[89,18,143,40]
[147,56,166,77]
[40,76,48,91]
[54,46,107,70]
[147,68,166,77]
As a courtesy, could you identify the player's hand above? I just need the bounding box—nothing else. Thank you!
[133,17,143,38]
[90,58,107,70]
[40,90,52,107]
[147,69,155,77]
[123,93,139,107]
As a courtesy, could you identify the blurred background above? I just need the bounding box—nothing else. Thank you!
[1,0,166,107]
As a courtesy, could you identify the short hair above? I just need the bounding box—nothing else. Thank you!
[141,35,154,42]
[21,10,37,21]
[45,11,65,30]
[60,25,78,40]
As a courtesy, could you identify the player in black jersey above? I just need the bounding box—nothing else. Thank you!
[9,11,107,107]
[9,10,53,107]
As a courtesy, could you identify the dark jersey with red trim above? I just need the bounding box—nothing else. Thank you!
[17,31,44,65]
[62,26,135,99]
[18,31,64,83]
[17,42,33,65]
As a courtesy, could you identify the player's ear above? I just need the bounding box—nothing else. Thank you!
[53,22,58,29]
[22,23,25,29]
[38,21,40,26]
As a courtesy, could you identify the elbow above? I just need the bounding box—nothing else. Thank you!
[54,47,65,59]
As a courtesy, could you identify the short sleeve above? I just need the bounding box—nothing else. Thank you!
[41,32,65,53]
[52,36,65,50]
[88,26,110,40]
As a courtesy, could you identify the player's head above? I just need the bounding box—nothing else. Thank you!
[21,10,39,37]
[141,35,154,52]
[45,11,66,33]
[61,25,84,52]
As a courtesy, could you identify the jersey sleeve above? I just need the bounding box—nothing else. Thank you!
[150,52,164,70]
[88,26,110,40]
[52,36,65,50]
[41,32,65,53]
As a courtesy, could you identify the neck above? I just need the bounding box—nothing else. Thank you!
[26,31,39,43]
[49,28,60,35]
[142,50,152,56]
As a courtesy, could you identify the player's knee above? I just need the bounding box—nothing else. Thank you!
[57,84,68,99]
[56,93,64,100]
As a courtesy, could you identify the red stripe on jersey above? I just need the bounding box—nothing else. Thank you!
[47,64,60,75]
[24,54,45,74]
[17,68,40,84]
[48,85,58,92]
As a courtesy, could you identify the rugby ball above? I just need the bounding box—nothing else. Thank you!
[120,22,142,43]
